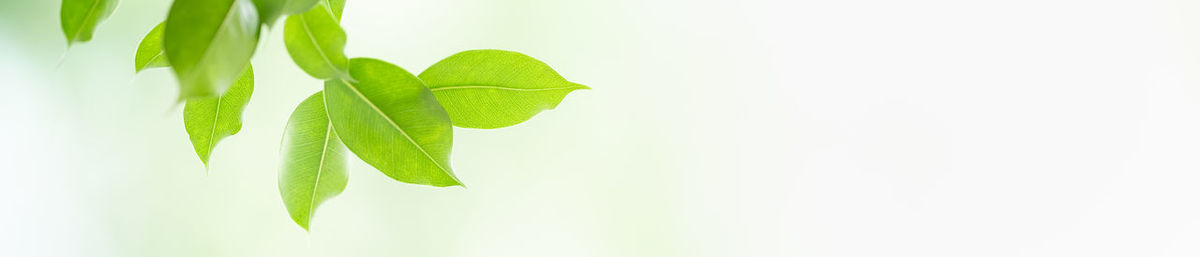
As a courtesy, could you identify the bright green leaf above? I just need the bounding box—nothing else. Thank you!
[283,0,350,80]
[279,91,347,231]
[418,50,589,129]
[324,0,345,21]
[134,22,168,72]
[184,66,254,167]
[60,0,118,45]
[324,58,462,187]
[165,0,260,99]
[251,0,321,25]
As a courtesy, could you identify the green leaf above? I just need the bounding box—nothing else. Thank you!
[250,0,285,25]
[165,0,260,99]
[284,0,324,15]
[324,0,345,21]
[279,91,347,231]
[418,50,589,129]
[134,22,168,72]
[60,0,118,45]
[324,58,462,187]
[251,0,321,25]
[184,66,254,167]
[283,0,350,80]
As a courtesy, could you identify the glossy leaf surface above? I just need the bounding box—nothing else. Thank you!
[134,22,168,72]
[60,0,118,45]
[283,0,350,80]
[184,66,254,166]
[324,58,461,187]
[279,91,347,231]
[165,0,260,98]
[419,50,589,129]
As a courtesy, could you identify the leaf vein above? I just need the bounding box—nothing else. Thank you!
[307,123,333,226]
[205,95,224,164]
[180,1,243,89]
[70,0,103,42]
[298,13,344,78]
[142,51,165,70]
[338,79,459,184]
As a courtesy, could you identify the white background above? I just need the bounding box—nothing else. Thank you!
[4,0,1200,256]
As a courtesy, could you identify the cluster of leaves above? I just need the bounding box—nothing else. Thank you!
[62,0,588,231]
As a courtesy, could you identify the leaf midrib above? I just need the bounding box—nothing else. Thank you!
[306,122,334,227]
[204,95,225,164]
[70,0,103,42]
[140,51,165,71]
[337,79,460,185]
[321,0,338,21]
[180,0,243,88]
[298,12,345,79]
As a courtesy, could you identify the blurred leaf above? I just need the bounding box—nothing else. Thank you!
[284,0,350,80]
[60,0,118,45]
[250,0,284,25]
[284,0,324,15]
[419,50,589,129]
[279,91,347,231]
[325,0,345,21]
[165,0,260,99]
[184,66,254,167]
[324,58,462,187]
[134,22,168,72]
[251,0,321,25]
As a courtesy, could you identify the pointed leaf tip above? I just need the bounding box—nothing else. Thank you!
[418,50,589,129]
[183,66,254,167]
[324,58,463,187]
[134,22,169,72]
[61,0,119,45]
[280,91,347,231]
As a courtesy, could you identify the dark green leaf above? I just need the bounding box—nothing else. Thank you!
[184,66,254,167]
[165,0,260,98]
[419,50,589,129]
[279,91,347,231]
[60,0,118,45]
[324,58,462,187]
